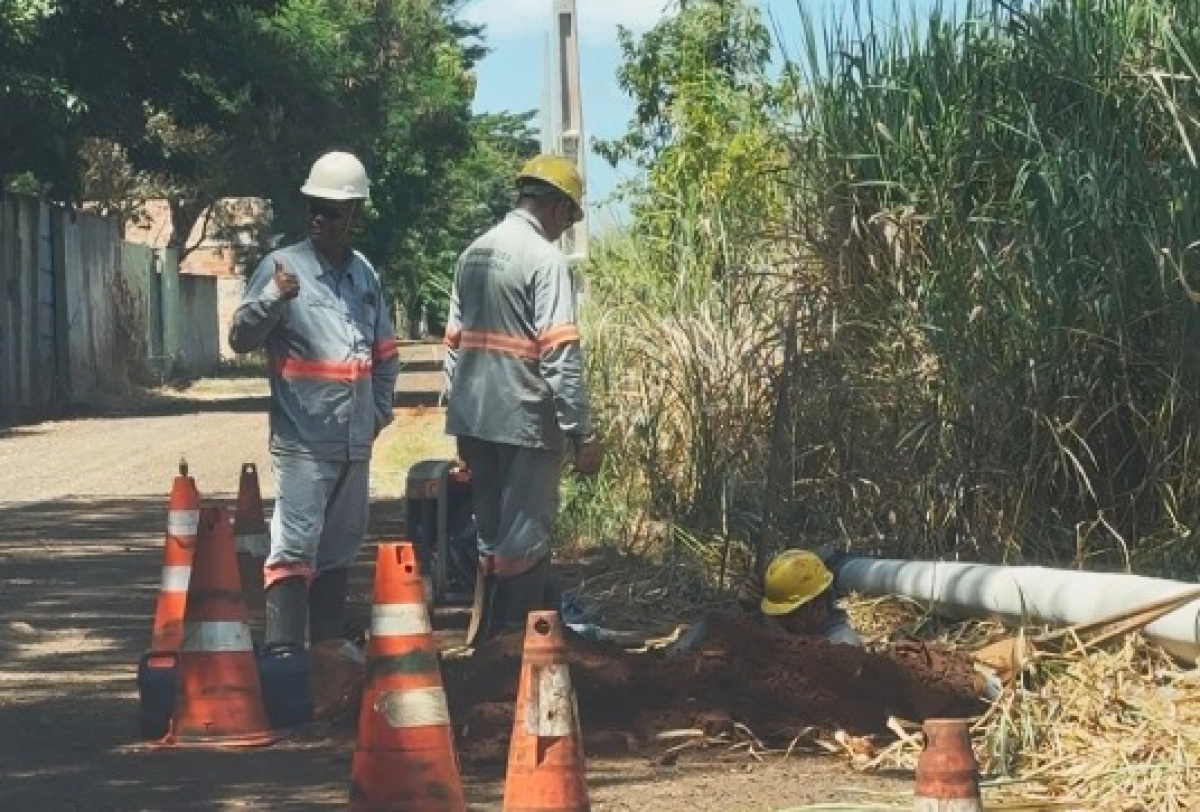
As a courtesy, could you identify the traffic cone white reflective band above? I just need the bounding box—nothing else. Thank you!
[234,532,270,556]
[370,602,432,636]
[372,686,452,728]
[168,509,201,536]
[525,664,578,737]
[181,621,254,652]
[159,565,192,592]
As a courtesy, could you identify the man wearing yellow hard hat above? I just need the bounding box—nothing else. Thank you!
[443,154,603,644]
[670,549,861,654]
[759,549,861,645]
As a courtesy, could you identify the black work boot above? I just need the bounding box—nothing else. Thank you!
[261,575,313,727]
[308,567,350,645]
[264,575,309,647]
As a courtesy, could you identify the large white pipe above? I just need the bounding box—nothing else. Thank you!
[834,557,1200,663]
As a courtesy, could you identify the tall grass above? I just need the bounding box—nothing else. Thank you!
[572,0,1200,586]
[785,0,1200,568]
[560,202,786,572]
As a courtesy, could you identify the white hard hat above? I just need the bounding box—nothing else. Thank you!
[300,151,370,200]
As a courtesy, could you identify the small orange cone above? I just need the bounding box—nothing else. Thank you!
[137,460,201,738]
[502,611,589,812]
[165,506,276,748]
[232,462,270,613]
[150,459,200,651]
[349,542,465,812]
[914,718,983,811]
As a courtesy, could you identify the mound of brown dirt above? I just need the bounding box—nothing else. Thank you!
[442,612,984,767]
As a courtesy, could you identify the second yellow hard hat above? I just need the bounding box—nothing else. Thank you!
[516,154,585,212]
[760,549,834,616]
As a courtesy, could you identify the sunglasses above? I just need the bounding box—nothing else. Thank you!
[308,201,349,221]
[560,198,584,225]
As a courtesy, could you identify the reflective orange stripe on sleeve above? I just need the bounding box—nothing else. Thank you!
[272,357,373,381]
[458,329,539,361]
[372,337,399,362]
[538,323,581,353]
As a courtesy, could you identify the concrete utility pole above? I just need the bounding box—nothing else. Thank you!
[550,0,588,261]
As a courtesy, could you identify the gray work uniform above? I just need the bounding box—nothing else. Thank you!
[229,238,400,587]
[443,210,591,578]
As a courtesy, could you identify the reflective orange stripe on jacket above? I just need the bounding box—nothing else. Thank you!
[538,323,581,352]
[448,327,578,361]
[457,329,540,361]
[272,356,374,381]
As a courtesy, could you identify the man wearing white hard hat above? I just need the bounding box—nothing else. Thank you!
[230,151,401,674]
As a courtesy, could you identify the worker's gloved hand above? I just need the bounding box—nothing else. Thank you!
[571,434,605,476]
[272,259,300,300]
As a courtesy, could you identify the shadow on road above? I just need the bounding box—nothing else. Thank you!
[0,496,439,811]
[1,395,272,427]
[395,389,442,409]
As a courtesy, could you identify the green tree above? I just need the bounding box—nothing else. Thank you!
[0,0,539,335]
[1,0,284,198]
[381,110,540,336]
[595,0,792,287]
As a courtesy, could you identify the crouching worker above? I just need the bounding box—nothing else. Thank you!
[670,549,861,655]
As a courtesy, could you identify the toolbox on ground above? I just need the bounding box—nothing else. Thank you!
[405,460,478,604]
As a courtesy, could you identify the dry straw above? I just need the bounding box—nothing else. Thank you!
[849,596,1200,812]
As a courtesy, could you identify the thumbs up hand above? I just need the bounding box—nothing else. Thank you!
[272,260,299,300]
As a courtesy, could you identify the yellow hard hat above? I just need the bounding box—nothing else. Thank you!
[760,550,834,616]
[516,154,585,213]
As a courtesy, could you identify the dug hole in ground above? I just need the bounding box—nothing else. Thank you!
[0,344,982,811]
[439,610,983,768]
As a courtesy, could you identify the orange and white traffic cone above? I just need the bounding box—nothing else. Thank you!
[232,462,269,615]
[914,718,983,811]
[137,460,201,739]
[348,542,465,812]
[165,506,275,748]
[502,611,589,812]
[150,459,201,651]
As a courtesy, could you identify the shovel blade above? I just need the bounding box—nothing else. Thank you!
[464,557,496,647]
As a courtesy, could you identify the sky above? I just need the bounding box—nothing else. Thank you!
[460,0,964,229]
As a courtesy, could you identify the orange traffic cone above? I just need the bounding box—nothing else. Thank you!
[137,460,201,739]
[232,462,269,614]
[914,718,983,811]
[502,611,589,812]
[165,506,275,748]
[150,459,200,651]
[348,542,465,812]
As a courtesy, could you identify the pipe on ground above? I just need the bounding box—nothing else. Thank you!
[833,557,1200,663]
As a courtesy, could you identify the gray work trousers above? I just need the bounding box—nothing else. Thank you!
[456,436,563,579]
[265,455,370,589]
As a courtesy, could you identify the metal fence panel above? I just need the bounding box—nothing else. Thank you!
[0,194,219,425]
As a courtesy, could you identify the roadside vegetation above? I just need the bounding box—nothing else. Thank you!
[573,0,1200,581]
[1,0,537,329]
[565,2,1200,807]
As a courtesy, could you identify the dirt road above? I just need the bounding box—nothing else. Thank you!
[0,363,912,811]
